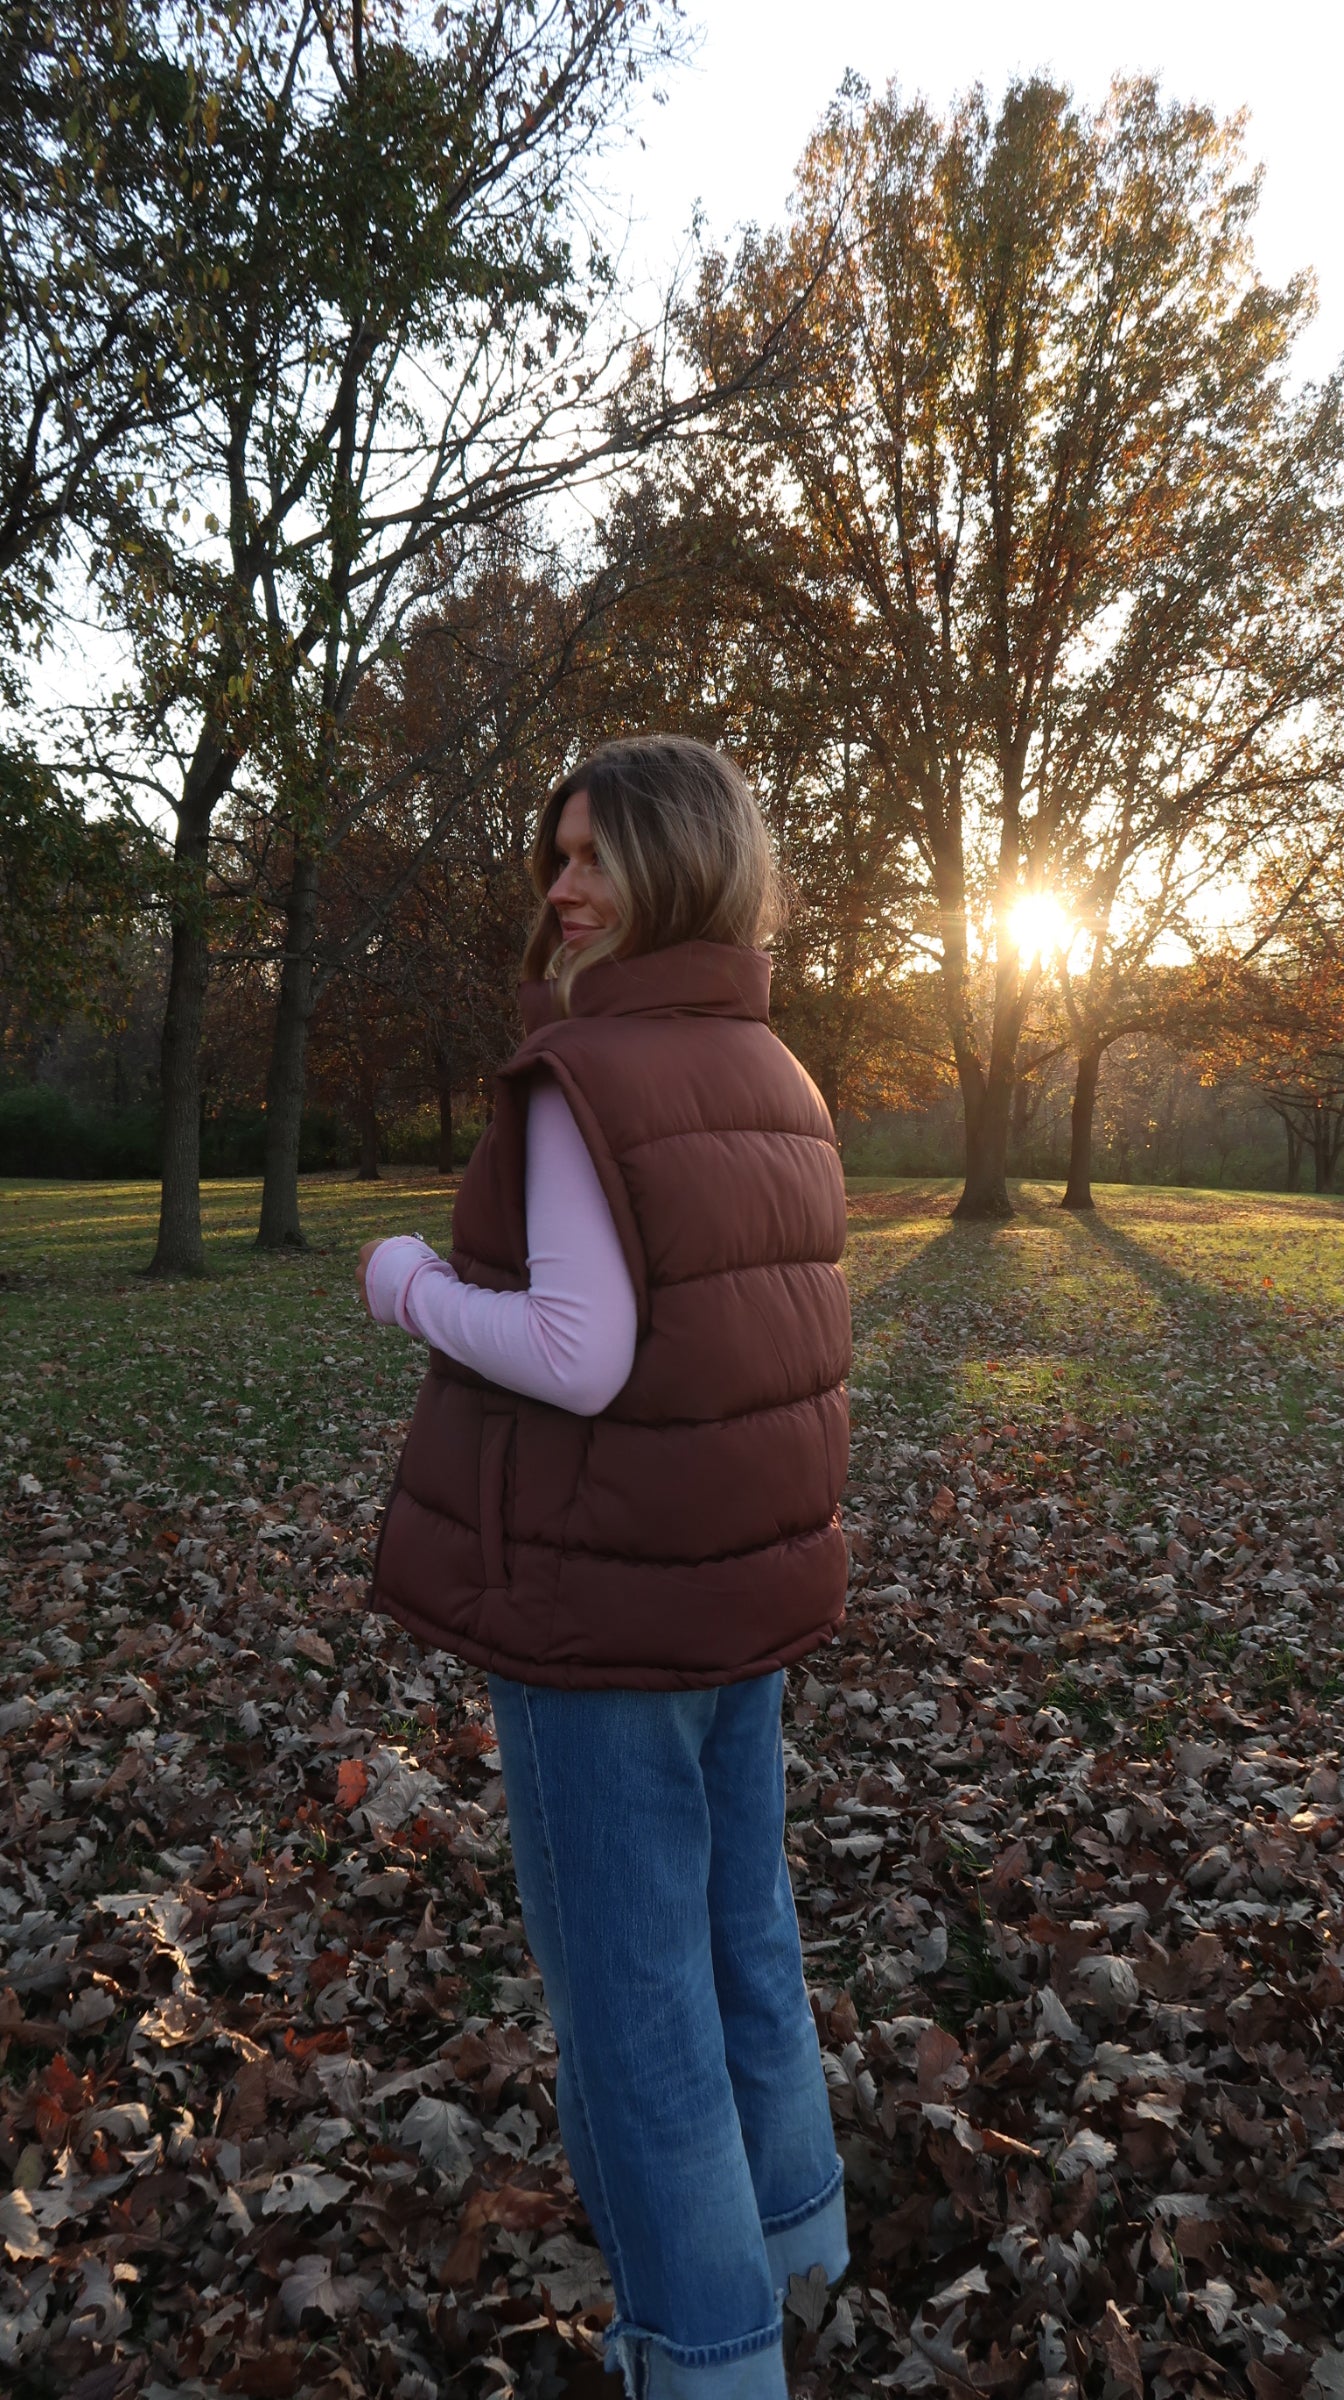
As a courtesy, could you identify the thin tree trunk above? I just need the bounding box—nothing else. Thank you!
[434,1046,453,1175]
[148,776,218,1276]
[1009,1068,1032,1174]
[257,848,320,1250]
[147,722,242,1274]
[150,916,209,1273]
[1061,1040,1103,1210]
[1314,1114,1332,1194]
[356,1098,381,1181]
[1284,1120,1302,1191]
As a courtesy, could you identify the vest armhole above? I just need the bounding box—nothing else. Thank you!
[499,1050,651,1334]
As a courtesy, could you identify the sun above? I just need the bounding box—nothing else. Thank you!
[1007,891,1073,966]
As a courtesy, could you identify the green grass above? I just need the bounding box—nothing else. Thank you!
[1040,1670,1116,1739]
[844,1176,1344,1466]
[1,1171,456,1498]
[3,1172,1343,1499]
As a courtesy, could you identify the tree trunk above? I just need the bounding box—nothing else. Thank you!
[1314,1113,1333,1194]
[946,906,1032,1219]
[1009,1068,1032,1174]
[954,1058,1015,1219]
[257,848,320,1250]
[147,728,239,1275]
[356,1098,381,1181]
[1284,1120,1302,1191]
[434,1046,453,1175]
[149,915,210,1273]
[147,784,216,1275]
[1061,1040,1103,1210]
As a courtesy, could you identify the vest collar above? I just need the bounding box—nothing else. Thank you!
[519,941,771,1033]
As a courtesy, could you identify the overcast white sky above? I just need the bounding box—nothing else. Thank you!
[609,0,1344,385]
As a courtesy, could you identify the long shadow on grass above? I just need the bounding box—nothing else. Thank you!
[857,1182,1342,1454]
[851,1186,1068,1428]
[1062,1198,1272,1334]
[1057,1200,1344,1452]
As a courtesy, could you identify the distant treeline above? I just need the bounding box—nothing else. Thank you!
[0,1022,1312,1196]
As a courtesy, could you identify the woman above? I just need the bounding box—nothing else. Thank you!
[358,736,851,2400]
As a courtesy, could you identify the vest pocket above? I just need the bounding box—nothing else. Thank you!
[478,1411,515,1589]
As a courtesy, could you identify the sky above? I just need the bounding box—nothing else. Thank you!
[608,0,1344,386]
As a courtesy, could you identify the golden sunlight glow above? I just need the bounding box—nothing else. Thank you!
[1007,891,1074,966]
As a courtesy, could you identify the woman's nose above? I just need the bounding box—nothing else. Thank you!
[549,860,578,904]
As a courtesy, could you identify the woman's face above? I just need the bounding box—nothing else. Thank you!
[547,789,620,952]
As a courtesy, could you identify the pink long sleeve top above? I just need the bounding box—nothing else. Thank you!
[363,1075,638,1416]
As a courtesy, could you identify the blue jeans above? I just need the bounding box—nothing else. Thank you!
[486,1670,847,2400]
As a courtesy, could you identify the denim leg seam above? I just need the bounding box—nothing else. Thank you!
[518,1683,634,2320]
[757,2154,845,2237]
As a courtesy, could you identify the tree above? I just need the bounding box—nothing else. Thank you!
[304,782,535,1177]
[552,465,939,1121]
[686,73,1343,1215]
[260,529,616,1215]
[1195,849,1344,1193]
[1,1,220,1037]
[216,533,593,1184]
[0,0,213,681]
[307,914,411,1180]
[1207,957,1344,1194]
[248,186,821,1255]
[1049,405,1344,1210]
[0,746,147,1042]
[305,562,560,1166]
[77,0,683,1271]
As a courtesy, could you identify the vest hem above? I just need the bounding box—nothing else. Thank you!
[369,1586,844,1691]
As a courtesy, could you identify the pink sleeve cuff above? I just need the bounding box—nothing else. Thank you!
[364,1235,440,1329]
[360,1081,637,1413]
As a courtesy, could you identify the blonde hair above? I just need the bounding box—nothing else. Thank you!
[522,736,784,1011]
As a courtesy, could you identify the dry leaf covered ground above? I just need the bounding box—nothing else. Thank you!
[2,1174,1343,2400]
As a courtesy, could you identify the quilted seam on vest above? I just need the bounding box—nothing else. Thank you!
[371,940,852,1690]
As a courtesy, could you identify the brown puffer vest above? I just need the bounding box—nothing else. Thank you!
[371,939,851,1689]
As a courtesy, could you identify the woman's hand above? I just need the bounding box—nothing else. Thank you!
[356,1238,383,1317]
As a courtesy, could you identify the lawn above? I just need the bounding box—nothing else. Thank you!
[1,1172,454,1501]
[844,1176,1344,1451]
[6,1172,1342,1497]
[2,1175,1343,2397]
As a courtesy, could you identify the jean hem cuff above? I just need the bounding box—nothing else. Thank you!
[763,2175,848,2304]
[606,2315,783,2369]
[758,2153,845,2236]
